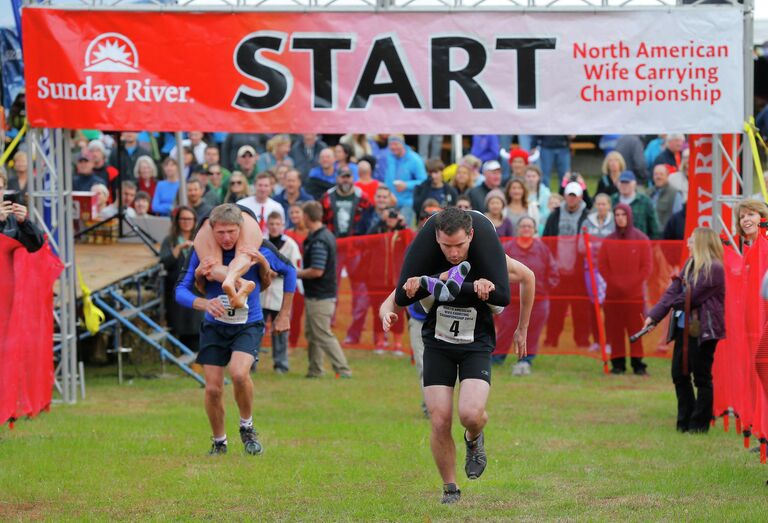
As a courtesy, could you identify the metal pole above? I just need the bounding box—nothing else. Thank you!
[452,134,463,164]
[712,133,722,234]
[176,131,187,206]
[742,0,755,197]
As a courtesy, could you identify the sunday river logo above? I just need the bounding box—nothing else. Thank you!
[36,32,192,108]
[84,33,139,73]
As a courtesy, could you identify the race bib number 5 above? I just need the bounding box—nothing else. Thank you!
[434,306,477,344]
[214,294,248,325]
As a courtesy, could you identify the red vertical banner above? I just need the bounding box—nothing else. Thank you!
[0,236,62,426]
[685,134,740,239]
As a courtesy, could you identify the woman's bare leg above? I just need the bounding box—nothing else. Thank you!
[229,214,263,307]
[192,214,263,308]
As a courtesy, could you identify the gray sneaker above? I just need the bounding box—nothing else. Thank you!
[464,431,487,479]
[441,483,461,504]
[208,439,227,456]
[239,426,263,455]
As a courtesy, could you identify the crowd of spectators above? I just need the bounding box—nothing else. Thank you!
[0,131,696,374]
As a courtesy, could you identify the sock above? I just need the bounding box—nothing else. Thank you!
[214,435,227,445]
[240,417,253,429]
[420,276,453,302]
[445,261,472,299]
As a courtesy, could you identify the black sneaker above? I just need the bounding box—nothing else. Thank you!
[239,426,263,455]
[464,431,487,480]
[208,439,227,456]
[610,367,626,375]
[441,483,461,504]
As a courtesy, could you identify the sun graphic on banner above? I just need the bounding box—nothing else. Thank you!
[84,33,139,73]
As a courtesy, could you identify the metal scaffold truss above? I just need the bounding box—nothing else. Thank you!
[23,0,753,405]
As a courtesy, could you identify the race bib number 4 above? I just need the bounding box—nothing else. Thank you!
[434,306,477,344]
[214,294,249,325]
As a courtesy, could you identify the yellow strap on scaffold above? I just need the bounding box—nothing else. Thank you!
[77,269,105,335]
[744,117,768,204]
[0,120,28,168]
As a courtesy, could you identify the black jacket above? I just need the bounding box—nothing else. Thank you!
[542,206,588,237]
[412,180,458,215]
[1,214,45,253]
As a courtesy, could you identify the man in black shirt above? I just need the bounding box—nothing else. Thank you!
[384,208,532,504]
[296,201,351,378]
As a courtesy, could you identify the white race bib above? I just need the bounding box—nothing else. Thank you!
[214,294,249,325]
[434,306,477,344]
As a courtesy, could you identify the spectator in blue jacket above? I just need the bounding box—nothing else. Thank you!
[384,135,427,227]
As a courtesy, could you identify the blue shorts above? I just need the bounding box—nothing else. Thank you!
[197,321,265,367]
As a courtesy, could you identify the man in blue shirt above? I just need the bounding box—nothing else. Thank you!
[176,204,296,456]
[384,135,427,227]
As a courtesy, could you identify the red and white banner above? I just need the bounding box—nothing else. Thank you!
[684,134,740,239]
[22,8,743,133]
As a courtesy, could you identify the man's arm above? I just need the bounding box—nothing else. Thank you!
[175,251,227,317]
[263,248,297,333]
[378,289,403,332]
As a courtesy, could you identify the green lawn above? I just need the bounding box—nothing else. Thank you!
[1,352,767,522]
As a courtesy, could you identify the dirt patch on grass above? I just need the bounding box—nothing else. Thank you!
[0,501,52,520]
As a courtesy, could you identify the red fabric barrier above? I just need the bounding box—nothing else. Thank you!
[0,235,62,427]
[325,233,685,359]
[713,237,768,452]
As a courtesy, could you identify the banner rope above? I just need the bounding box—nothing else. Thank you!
[0,119,28,168]
[744,118,768,203]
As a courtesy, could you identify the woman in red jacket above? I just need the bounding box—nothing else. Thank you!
[598,203,652,375]
[644,227,725,433]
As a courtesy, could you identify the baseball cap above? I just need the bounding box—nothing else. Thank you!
[237,145,256,157]
[564,181,583,197]
[618,170,637,183]
[482,160,501,173]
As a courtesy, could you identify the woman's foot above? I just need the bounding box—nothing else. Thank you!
[222,277,238,306]
[230,279,256,309]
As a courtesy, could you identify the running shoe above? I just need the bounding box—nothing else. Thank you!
[441,483,461,504]
[444,261,472,300]
[239,426,264,455]
[464,431,487,480]
[208,439,228,456]
[420,276,450,302]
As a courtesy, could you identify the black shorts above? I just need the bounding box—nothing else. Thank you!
[197,321,265,367]
[423,347,491,387]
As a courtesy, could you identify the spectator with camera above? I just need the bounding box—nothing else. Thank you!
[0,172,45,253]
[558,172,593,209]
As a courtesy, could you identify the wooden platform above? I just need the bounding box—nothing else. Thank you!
[75,242,160,297]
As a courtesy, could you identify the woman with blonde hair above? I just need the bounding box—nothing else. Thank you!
[596,151,626,197]
[735,199,768,246]
[340,133,373,160]
[92,183,111,218]
[450,164,474,197]
[644,227,725,433]
[257,134,294,173]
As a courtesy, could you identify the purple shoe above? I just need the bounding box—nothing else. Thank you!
[420,276,451,302]
[444,261,472,300]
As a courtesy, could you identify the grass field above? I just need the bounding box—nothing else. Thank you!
[2,350,767,522]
